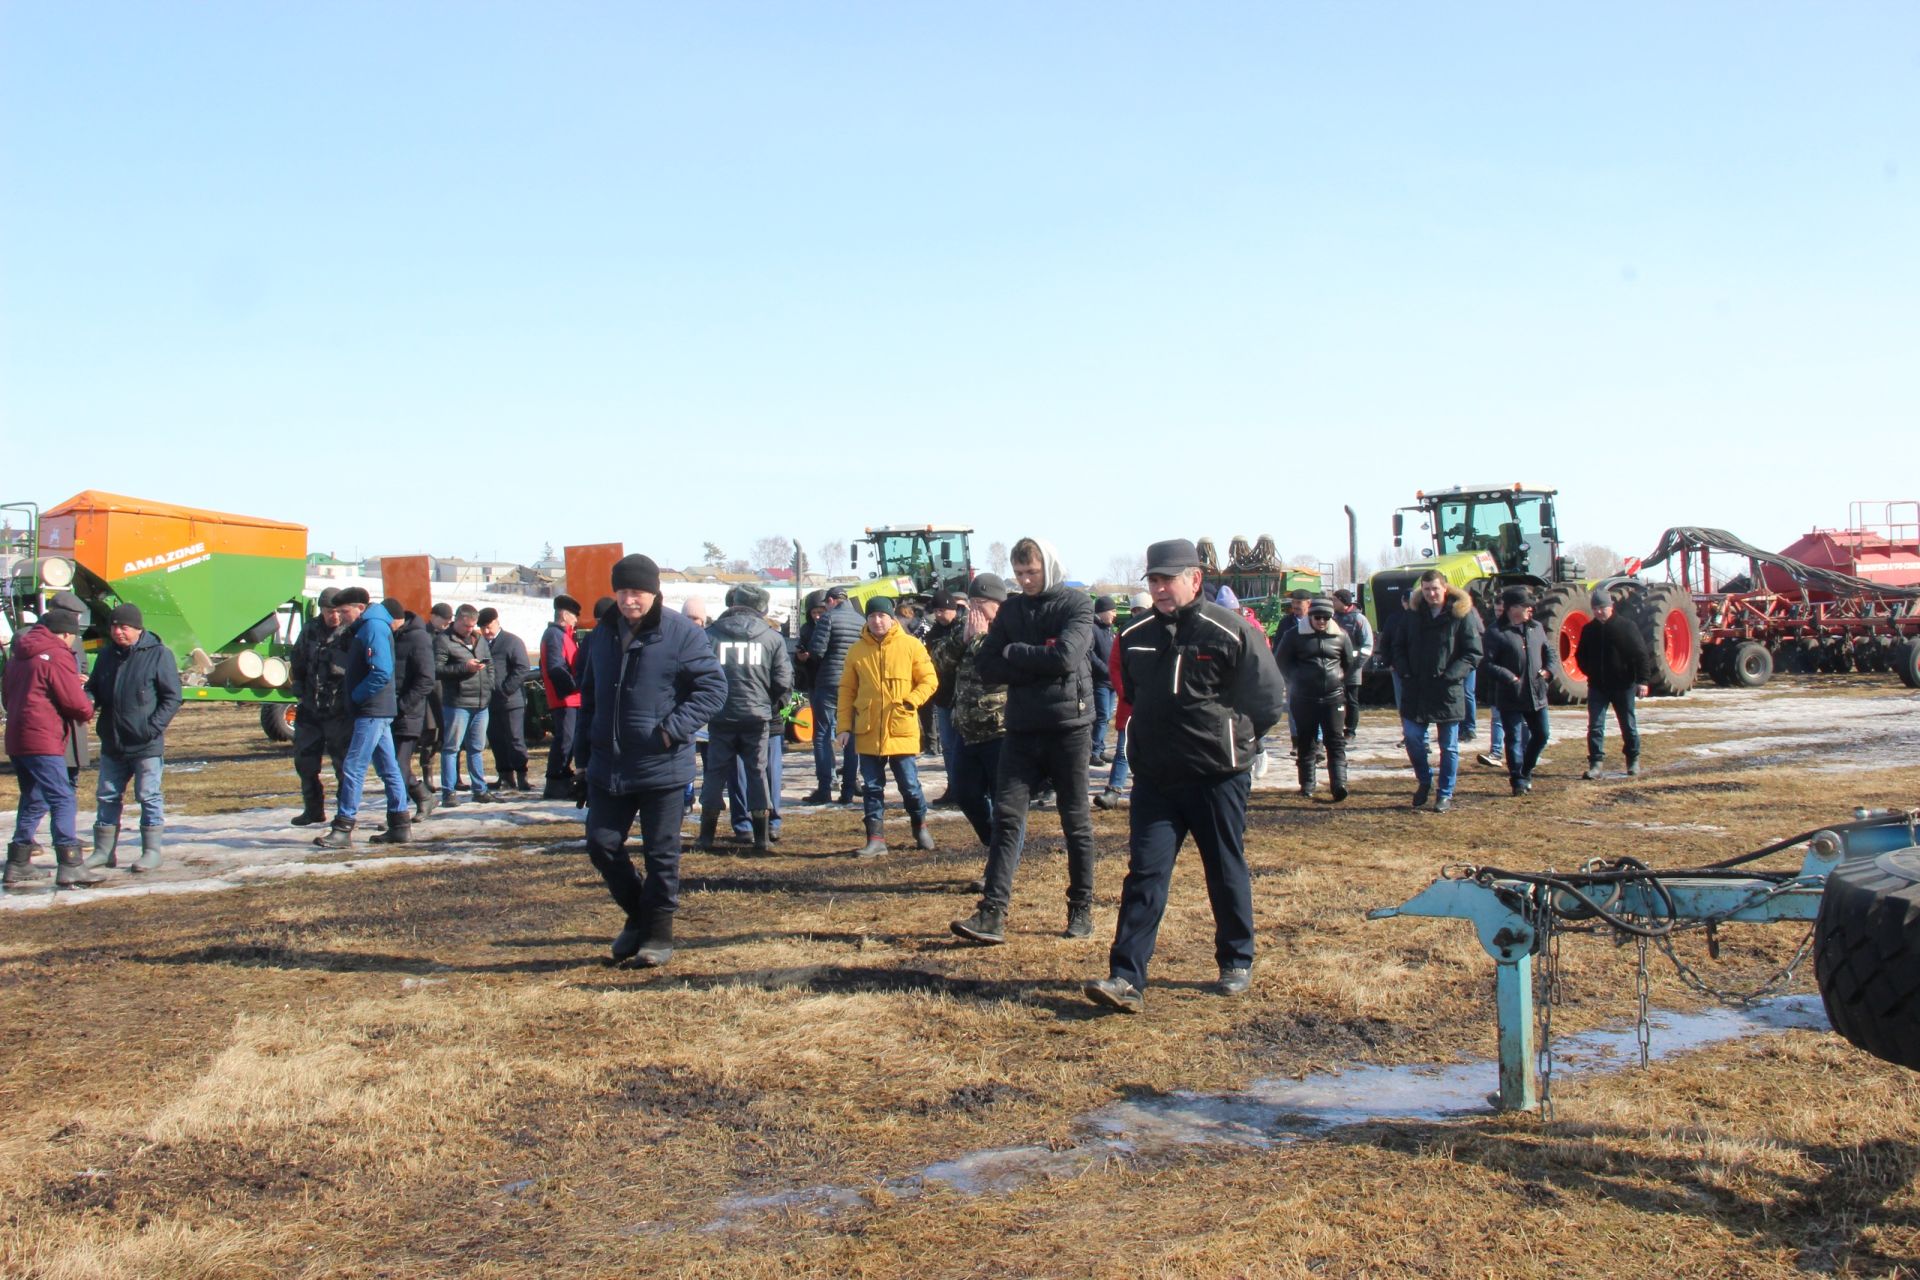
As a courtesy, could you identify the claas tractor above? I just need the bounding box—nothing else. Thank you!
[1366,483,1700,703]
[844,525,973,609]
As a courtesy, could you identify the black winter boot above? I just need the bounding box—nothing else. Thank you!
[911,815,936,851]
[611,916,645,964]
[1063,904,1093,939]
[951,905,1007,945]
[857,818,888,858]
[313,818,355,850]
[54,843,107,888]
[130,826,163,872]
[695,807,721,852]
[1298,756,1317,799]
[291,779,327,825]
[4,841,51,888]
[542,774,572,800]
[369,813,411,845]
[86,824,119,870]
[1329,761,1349,803]
[750,811,771,855]
[631,915,675,968]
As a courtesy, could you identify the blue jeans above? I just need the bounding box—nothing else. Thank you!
[1106,723,1131,794]
[859,754,927,826]
[1586,688,1640,763]
[809,690,859,795]
[935,705,960,789]
[1403,718,1461,799]
[1461,675,1478,739]
[440,705,491,797]
[1092,685,1115,758]
[1489,710,1505,758]
[730,732,783,837]
[338,716,410,822]
[951,735,1002,845]
[701,726,769,813]
[1498,707,1550,781]
[10,754,79,846]
[95,754,165,829]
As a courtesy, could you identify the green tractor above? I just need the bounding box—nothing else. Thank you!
[1367,484,1699,703]
[843,525,974,609]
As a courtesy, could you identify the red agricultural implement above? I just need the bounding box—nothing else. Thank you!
[1635,521,1920,689]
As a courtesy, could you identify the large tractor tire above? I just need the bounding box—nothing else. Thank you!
[1896,640,1920,689]
[1701,643,1733,687]
[1725,640,1773,688]
[261,702,297,744]
[1621,581,1700,696]
[1532,583,1591,704]
[1815,847,1920,1071]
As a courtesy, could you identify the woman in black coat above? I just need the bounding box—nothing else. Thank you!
[1482,587,1553,794]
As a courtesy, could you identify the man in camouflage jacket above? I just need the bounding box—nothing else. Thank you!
[927,573,1010,848]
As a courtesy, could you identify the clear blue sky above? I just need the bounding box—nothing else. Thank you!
[4,3,1914,582]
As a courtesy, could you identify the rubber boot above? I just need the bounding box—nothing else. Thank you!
[1329,760,1349,804]
[313,818,355,850]
[911,815,936,851]
[128,826,163,872]
[542,774,571,801]
[1297,755,1317,799]
[857,818,888,858]
[750,810,771,855]
[368,813,411,845]
[632,915,674,968]
[55,843,107,888]
[695,807,721,852]
[85,824,120,870]
[5,841,51,888]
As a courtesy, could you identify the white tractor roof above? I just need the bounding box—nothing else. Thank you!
[1416,484,1557,499]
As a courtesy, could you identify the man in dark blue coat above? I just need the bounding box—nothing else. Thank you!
[316,589,414,849]
[84,603,182,873]
[802,586,864,804]
[574,554,728,968]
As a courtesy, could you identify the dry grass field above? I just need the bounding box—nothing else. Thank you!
[3,680,1919,1279]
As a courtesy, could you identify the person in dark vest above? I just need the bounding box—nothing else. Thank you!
[1483,586,1554,794]
[697,584,792,854]
[1574,586,1654,778]
[434,604,497,805]
[382,598,440,821]
[312,589,413,848]
[480,607,532,791]
[540,595,583,799]
[1085,539,1286,1013]
[573,554,728,967]
[1274,597,1359,801]
[5,609,97,888]
[83,603,182,872]
[288,587,343,825]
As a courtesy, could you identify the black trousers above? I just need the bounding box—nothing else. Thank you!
[546,705,578,782]
[951,735,1004,846]
[1108,770,1254,990]
[294,715,351,809]
[1498,706,1550,781]
[488,700,528,779]
[1290,697,1346,789]
[979,724,1095,913]
[1343,684,1362,736]
[584,783,686,925]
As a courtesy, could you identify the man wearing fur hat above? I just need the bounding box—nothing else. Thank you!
[573,554,728,968]
[1393,569,1483,812]
[83,603,182,873]
[697,584,792,855]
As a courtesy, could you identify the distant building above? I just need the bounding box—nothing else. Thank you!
[308,553,356,580]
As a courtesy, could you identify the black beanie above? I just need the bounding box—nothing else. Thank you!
[318,587,342,609]
[109,603,144,628]
[379,597,405,618]
[476,607,499,627]
[611,554,661,593]
[865,596,897,617]
[553,594,581,615]
[592,596,616,621]
[42,609,80,635]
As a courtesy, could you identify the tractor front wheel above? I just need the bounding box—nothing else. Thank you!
[261,702,297,744]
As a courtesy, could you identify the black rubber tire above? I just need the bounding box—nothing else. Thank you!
[1896,640,1920,689]
[1702,643,1733,687]
[1727,640,1773,688]
[1532,583,1591,704]
[1815,848,1920,1071]
[1619,581,1700,696]
[261,702,296,744]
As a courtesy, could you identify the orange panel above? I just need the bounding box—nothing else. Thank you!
[44,490,306,582]
[381,556,434,619]
[564,543,624,614]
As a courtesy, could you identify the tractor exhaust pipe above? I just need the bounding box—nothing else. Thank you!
[1343,505,1359,593]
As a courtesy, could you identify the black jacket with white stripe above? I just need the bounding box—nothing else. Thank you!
[1116,598,1285,785]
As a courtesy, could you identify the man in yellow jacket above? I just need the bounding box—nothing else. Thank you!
[836,597,940,857]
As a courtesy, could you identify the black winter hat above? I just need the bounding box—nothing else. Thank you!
[1332,589,1355,605]
[318,587,342,609]
[379,597,405,618]
[553,594,581,615]
[1500,586,1536,608]
[50,590,88,616]
[334,587,371,607]
[611,554,661,594]
[930,588,962,610]
[735,584,770,612]
[42,609,80,635]
[824,585,849,602]
[865,596,897,617]
[1289,589,1313,602]
[109,603,144,628]
[967,573,1009,602]
[476,607,499,627]
[1093,594,1117,613]
[1143,539,1202,576]
[805,590,826,611]
[592,596,615,621]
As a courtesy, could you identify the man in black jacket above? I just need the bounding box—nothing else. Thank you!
[1089,595,1117,766]
[1085,539,1286,1013]
[434,605,497,805]
[381,599,440,825]
[1484,586,1553,794]
[951,536,1099,945]
[288,587,342,826]
[1574,587,1654,778]
[315,590,413,849]
[1274,598,1359,801]
[803,586,864,803]
[540,595,583,799]
[83,604,183,873]
[923,588,965,801]
[480,607,532,792]
[697,584,793,854]
[1393,570,1483,812]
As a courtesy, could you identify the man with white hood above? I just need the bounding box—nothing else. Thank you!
[951,536,1099,945]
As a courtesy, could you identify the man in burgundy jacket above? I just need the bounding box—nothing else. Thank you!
[4,610,101,888]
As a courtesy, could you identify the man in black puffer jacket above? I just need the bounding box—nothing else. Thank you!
[1393,570,1483,813]
[434,605,496,805]
[83,604,183,873]
[803,587,864,803]
[1483,586,1554,794]
[1274,598,1359,801]
[480,607,532,792]
[1574,587,1654,779]
[288,587,344,826]
[382,600,440,822]
[697,584,792,854]
[952,535,1099,946]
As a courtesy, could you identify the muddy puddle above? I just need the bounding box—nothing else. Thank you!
[694,995,1829,1231]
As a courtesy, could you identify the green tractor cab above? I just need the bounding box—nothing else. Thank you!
[844,525,973,609]
[1367,484,1699,703]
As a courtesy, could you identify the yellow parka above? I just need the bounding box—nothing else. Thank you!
[837,623,939,757]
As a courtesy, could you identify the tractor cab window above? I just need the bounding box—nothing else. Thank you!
[1434,495,1551,578]
[873,533,930,579]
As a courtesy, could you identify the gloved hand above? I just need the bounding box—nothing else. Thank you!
[571,776,589,809]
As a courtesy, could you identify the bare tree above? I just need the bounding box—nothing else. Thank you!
[1104,553,1144,586]
[1566,542,1624,576]
[726,558,751,575]
[819,539,847,577]
[751,535,795,572]
[988,541,1009,575]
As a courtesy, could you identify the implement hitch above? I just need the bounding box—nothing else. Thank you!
[1369,812,1920,1112]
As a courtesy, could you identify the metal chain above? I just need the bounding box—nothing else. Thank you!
[1635,936,1652,1068]
[1533,890,1558,1122]
[1653,925,1817,1006]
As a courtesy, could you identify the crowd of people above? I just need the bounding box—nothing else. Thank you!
[5,542,1658,1014]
